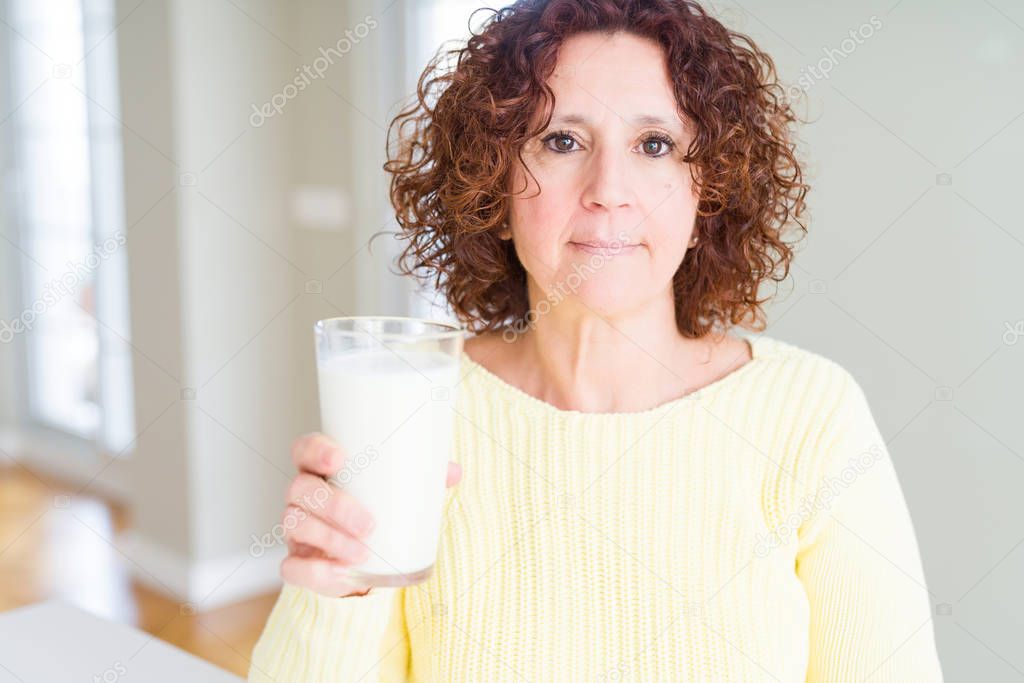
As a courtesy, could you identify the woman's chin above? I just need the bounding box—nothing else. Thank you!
[565,289,640,317]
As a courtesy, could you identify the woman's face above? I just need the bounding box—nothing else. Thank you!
[508,30,699,320]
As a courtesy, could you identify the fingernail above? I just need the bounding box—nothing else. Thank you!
[320,443,335,470]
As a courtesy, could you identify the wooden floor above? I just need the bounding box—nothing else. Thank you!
[0,461,278,678]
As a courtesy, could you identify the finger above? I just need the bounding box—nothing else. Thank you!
[446,461,462,488]
[288,538,321,558]
[290,432,346,479]
[282,504,370,564]
[286,472,375,538]
[280,554,370,597]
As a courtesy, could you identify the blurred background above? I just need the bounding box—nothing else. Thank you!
[0,0,1020,679]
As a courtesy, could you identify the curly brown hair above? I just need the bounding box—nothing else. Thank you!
[383,0,808,338]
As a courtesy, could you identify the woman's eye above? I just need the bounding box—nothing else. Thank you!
[543,133,578,153]
[541,132,675,156]
[640,135,674,157]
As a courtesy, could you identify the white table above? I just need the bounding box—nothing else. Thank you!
[0,600,243,682]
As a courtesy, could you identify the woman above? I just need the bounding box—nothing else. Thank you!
[250,1,943,680]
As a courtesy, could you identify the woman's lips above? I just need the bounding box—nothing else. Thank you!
[569,241,642,256]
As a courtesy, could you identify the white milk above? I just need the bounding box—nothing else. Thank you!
[316,348,459,582]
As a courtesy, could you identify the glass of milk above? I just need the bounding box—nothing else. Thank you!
[313,316,464,587]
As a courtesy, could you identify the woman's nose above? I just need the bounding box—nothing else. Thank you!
[580,146,634,210]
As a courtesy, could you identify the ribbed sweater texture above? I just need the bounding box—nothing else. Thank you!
[248,334,943,682]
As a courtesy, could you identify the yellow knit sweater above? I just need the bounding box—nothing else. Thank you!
[248,334,943,682]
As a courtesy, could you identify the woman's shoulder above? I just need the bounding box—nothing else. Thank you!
[736,335,872,448]
[751,334,859,396]
[749,337,884,507]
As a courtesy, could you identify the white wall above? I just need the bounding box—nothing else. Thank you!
[111,0,301,606]
[108,0,421,609]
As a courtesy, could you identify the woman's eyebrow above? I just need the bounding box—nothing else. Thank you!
[549,113,684,131]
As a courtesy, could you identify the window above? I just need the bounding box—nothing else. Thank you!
[3,0,135,453]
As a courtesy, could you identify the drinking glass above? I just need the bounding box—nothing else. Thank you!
[313,316,464,587]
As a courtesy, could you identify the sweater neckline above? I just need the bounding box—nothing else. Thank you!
[458,334,770,419]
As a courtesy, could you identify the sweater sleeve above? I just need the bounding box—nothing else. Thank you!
[795,370,943,682]
[247,582,410,683]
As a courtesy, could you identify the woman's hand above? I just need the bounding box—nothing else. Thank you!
[280,432,463,598]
